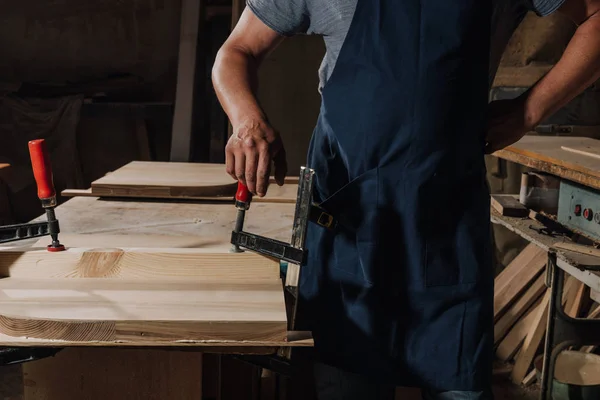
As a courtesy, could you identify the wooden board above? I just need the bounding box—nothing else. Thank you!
[494,136,600,190]
[68,161,299,203]
[0,246,279,282]
[91,161,238,198]
[0,278,288,343]
[62,183,299,203]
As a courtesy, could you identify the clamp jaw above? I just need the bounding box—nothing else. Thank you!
[0,139,65,250]
[230,167,316,265]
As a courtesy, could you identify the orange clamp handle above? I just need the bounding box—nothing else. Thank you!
[235,181,251,203]
[28,139,56,200]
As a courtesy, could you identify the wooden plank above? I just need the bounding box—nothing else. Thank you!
[0,277,288,343]
[170,0,203,161]
[33,233,229,249]
[496,297,542,362]
[22,348,203,400]
[494,273,546,344]
[511,289,551,383]
[490,194,528,217]
[493,136,600,191]
[82,161,298,203]
[522,369,537,387]
[0,246,279,282]
[91,161,237,198]
[494,243,546,322]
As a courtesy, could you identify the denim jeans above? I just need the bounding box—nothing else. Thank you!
[314,363,494,400]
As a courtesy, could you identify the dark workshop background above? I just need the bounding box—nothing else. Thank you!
[0,2,598,399]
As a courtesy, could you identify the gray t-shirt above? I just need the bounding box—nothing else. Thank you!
[246,0,566,91]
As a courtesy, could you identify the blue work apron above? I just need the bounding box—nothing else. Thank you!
[296,0,494,392]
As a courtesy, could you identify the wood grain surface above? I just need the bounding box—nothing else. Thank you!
[83,161,299,203]
[91,161,237,197]
[0,246,279,281]
[0,278,288,343]
[494,136,600,190]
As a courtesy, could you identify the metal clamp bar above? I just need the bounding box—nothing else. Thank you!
[0,222,50,244]
[231,231,305,265]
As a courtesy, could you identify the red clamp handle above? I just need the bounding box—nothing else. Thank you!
[28,139,56,200]
[235,181,252,204]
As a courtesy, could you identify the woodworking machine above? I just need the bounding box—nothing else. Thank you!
[557,180,600,242]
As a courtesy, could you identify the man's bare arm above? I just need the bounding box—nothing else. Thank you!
[486,0,600,153]
[212,9,287,196]
[522,0,600,126]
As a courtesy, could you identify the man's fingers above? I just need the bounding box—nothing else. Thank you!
[256,144,271,197]
[273,148,288,186]
[234,152,247,187]
[245,150,258,194]
[225,148,236,181]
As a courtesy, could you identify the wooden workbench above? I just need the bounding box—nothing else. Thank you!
[0,196,309,399]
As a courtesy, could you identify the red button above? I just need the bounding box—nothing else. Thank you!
[584,208,593,221]
[575,205,582,216]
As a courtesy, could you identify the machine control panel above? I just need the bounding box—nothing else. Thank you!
[558,180,600,241]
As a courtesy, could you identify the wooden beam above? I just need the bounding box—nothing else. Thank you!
[490,194,528,217]
[170,0,203,162]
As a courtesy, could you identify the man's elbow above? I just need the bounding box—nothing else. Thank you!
[212,43,252,87]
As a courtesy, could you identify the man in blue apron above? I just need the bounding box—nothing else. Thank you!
[212,0,600,398]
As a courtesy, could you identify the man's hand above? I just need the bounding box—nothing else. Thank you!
[226,119,287,197]
[212,8,287,196]
[484,97,536,154]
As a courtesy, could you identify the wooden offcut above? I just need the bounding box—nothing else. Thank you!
[490,194,528,217]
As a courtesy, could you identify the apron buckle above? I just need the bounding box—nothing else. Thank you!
[309,206,337,230]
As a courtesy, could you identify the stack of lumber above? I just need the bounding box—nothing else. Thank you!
[493,243,599,386]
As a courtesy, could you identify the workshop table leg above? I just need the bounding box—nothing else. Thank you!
[22,348,203,400]
[540,253,560,400]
